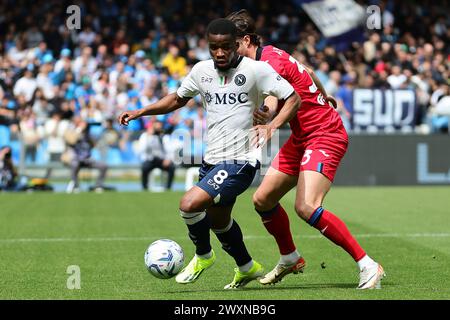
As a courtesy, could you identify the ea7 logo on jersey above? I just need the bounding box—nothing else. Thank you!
[201,76,213,83]
[234,74,246,86]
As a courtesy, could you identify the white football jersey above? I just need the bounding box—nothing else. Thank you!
[177,56,294,165]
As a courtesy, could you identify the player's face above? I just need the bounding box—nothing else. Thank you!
[236,35,251,57]
[207,34,238,71]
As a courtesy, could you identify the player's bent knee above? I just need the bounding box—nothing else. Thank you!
[295,202,316,221]
[252,191,275,211]
[179,195,204,213]
[252,192,264,209]
[179,197,196,213]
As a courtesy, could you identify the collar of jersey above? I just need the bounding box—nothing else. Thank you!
[255,47,263,61]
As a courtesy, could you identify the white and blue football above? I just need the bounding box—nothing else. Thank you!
[144,239,185,279]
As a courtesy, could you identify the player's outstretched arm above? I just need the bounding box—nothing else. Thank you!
[252,92,300,147]
[118,93,190,126]
[268,91,300,130]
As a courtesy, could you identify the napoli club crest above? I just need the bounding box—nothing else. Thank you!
[234,74,246,86]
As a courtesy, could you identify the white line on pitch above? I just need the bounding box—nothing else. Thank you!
[0,233,449,244]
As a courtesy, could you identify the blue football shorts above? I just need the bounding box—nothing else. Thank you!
[196,160,260,207]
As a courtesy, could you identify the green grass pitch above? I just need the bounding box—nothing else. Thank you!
[0,186,449,300]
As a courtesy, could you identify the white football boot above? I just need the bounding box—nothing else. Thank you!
[259,257,306,285]
[357,263,385,289]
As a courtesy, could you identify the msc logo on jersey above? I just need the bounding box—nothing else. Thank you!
[203,91,249,105]
[234,74,246,86]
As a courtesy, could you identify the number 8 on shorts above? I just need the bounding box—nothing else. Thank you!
[213,170,229,184]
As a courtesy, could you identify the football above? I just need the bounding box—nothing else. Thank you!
[144,239,185,279]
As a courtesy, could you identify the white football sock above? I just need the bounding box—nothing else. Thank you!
[196,251,213,260]
[357,255,377,271]
[279,250,301,265]
[238,260,254,273]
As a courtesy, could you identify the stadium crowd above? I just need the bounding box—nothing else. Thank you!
[0,0,448,167]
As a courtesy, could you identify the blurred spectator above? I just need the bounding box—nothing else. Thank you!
[191,106,207,161]
[194,38,210,61]
[161,44,187,77]
[97,118,120,161]
[32,88,55,126]
[137,121,176,191]
[364,33,381,63]
[336,72,357,132]
[36,56,57,100]
[314,62,330,86]
[44,111,69,163]
[427,84,450,133]
[19,108,41,163]
[80,98,104,124]
[0,146,25,191]
[25,26,44,49]
[72,47,97,81]
[140,87,158,108]
[174,98,197,132]
[54,48,72,74]
[65,118,108,193]
[13,64,37,102]
[0,99,17,127]
[387,65,407,89]
[78,26,97,46]
[75,75,95,114]
[7,37,28,67]
[122,89,144,142]
[324,70,341,97]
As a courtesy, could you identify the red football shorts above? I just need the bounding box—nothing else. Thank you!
[271,134,348,182]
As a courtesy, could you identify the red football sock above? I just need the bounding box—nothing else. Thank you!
[260,204,297,255]
[312,208,366,262]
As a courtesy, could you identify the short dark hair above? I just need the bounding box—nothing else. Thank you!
[226,9,261,46]
[206,18,238,38]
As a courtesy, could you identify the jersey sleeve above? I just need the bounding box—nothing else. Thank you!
[255,61,295,100]
[262,46,288,79]
[266,57,287,78]
[176,64,200,98]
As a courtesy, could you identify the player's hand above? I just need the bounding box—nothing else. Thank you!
[325,96,337,109]
[253,105,271,126]
[251,124,276,148]
[118,110,140,126]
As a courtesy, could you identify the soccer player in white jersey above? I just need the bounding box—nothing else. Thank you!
[118,18,300,289]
